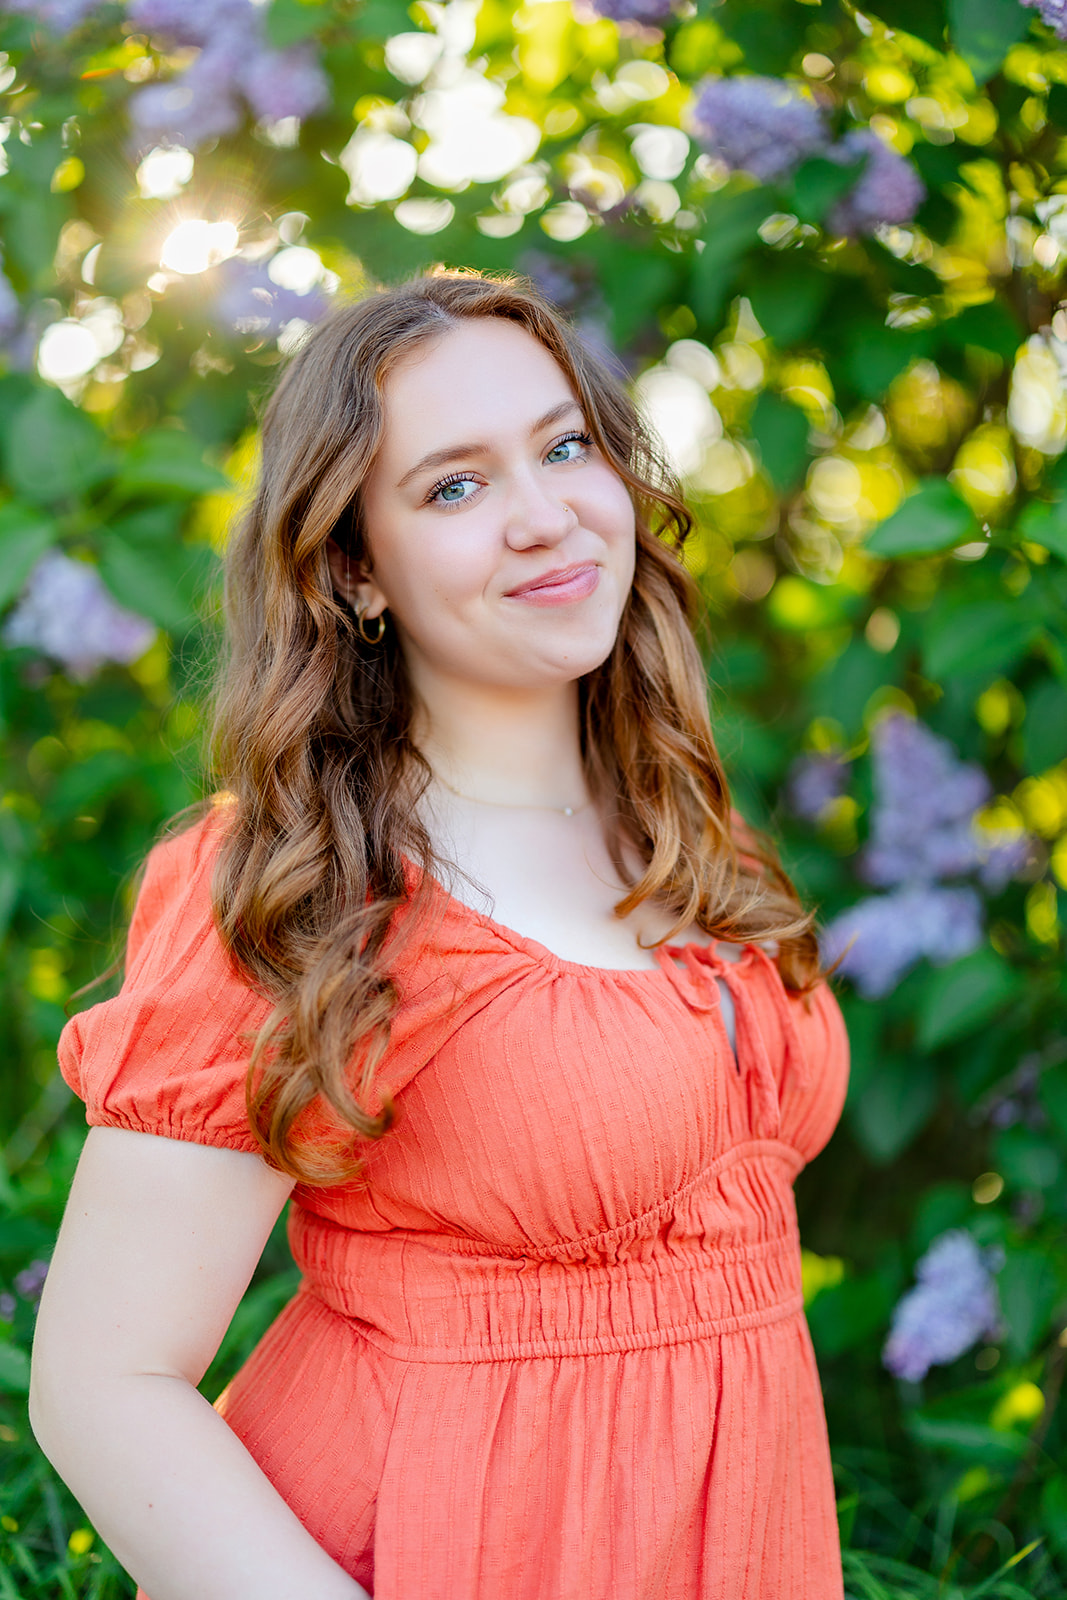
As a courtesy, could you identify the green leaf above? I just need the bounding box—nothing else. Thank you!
[0,856,19,940]
[595,248,679,349]
[884,0,948,49]
[0,1339,30,1395]
[1040,1062,1067,1141]
[843,321,936,401]
[115,430,231,498]
[1023,677,1067,773]
[44,748,139,825]
[746,262,832,346]
[917,946,1022,1050]
[939,299,1022,363]
[866,477,975,557]
[2,389,116,506]
[849,1056,938,1165]
[690,188,774,327]
[805,1272,895,1360]
[998,1247,1058,1360]
[923,598,1039,681]
[265,0,327,48]
[749,391,810,491]
[1041,1475,1067,1561]
[993,1125,1064,1192]
[789,153,866,227]
[908,1414,1028,1464]
[0,502,58,609]
[97,534,215,634]
[948,0,1033,84]
[1017,497,1067,560]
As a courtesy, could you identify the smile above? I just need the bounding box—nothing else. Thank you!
[504,563,600,606]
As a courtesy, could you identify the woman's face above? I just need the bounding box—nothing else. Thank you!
[336,318,637,698]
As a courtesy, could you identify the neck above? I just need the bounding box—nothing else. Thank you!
[410,671,587,808]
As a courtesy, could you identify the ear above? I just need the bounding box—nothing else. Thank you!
[324,538,387,619]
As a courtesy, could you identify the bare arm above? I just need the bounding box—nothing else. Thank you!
[30,1126,369,1600]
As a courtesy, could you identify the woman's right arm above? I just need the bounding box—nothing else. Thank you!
[29,1126,370,1600]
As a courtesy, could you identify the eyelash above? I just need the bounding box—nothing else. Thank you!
[425,431,594,507]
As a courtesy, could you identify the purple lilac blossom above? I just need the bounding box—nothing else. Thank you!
[237,46,329,123]
[786,751,850,822]
[3,551,156,680]
[0,0,100,32]
[689,76,829,183]
[213,257,328,338]
[862,713,992,888]
[1021,0,1067,40]
[826,129,926,237]
[126,0,329,151]
[586,0,678,23]
[0,269,20,343]
[0,1292,15,1320]
[14,1259,49,1304]
[821,884,984,999]
[883,1231,1000,1382]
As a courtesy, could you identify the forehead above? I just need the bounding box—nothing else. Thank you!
[377,318,577,444]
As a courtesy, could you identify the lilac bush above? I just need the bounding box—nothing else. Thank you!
[821,883,985,999]
[126,0,329,150]
[862,713,992,888]
[0,0,99,32]
[3,550,155,680]
[817,714,1028,994]
[213,257,328,338]
[587,0,679,23]
[786,751,851,822]
[689,76,829,182]
[826,129,926,236]
[883,1230,1001,1382]
[1021,0,1067,39]
[14,1259,49,1305]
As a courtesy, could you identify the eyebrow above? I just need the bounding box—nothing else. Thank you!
[395,400,585,490]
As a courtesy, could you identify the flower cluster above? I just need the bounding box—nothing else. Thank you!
[689,76,925,235]
[213,257,328,339]
[585,0,680,25]
[0,0,100,33]
[883,1230,1001,1382]
[3,550,156,680]
[127,0,329,151]
[826,128,927,236]
[1021,0,1067,40]
[689,77,829,184]
[13,1258,48,1305]
[786,751,851,823]
[818,713,1028,997]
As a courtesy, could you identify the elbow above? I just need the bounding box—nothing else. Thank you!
[28,1344,65,1467]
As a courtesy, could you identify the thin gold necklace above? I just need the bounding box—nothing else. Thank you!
[433,772,591,818]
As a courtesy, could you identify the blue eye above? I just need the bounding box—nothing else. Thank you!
[545,433,592,465]
[430,475,480,505]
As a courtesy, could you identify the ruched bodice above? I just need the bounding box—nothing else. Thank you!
[60,815,850,1599]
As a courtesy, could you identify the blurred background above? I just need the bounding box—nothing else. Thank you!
[0,0,1065,1594]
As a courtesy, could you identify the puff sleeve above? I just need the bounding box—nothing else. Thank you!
[58,810,272,1154]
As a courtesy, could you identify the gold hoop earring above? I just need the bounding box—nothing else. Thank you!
[356,606,386,645]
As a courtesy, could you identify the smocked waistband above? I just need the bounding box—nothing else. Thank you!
[290,1150,806,1363]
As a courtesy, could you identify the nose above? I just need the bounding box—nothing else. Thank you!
[502,467,575,551]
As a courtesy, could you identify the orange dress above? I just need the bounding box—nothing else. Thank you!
[60,812,849,1600]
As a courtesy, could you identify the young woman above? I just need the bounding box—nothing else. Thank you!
[30,270,849,1600]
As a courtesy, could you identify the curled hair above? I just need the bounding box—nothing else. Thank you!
[208,269,820,1184]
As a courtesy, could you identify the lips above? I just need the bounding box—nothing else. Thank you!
[505,562,599,601]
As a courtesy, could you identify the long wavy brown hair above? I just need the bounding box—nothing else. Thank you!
[208,268,820,1184]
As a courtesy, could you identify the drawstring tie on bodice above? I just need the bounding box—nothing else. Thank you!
[654,942,810,1139]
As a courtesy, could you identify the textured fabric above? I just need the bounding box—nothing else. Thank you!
[60,813,850,1599]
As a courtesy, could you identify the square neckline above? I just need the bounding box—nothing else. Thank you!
[404,853,744,982]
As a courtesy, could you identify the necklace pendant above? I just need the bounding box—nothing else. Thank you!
[563,806,574,816]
